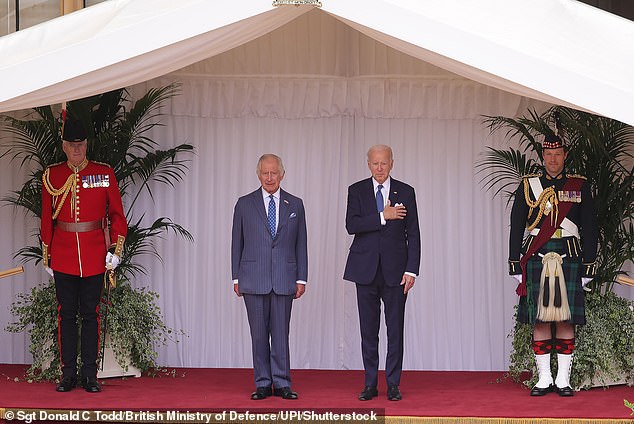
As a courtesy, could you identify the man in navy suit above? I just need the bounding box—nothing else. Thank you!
[344,144,421,401]
[231,154,308,400]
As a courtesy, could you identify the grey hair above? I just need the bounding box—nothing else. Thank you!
[366,144,393,161]
[256,153,285,176]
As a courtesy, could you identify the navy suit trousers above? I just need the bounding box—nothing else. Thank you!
[355,262,407,387]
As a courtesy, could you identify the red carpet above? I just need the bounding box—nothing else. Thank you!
[1,364,633,422]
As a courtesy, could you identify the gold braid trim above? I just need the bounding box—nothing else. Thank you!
[42,168,75,220]
[565,173,587,180]
[523,178,559,231]
[114,234,125,257]
[41,243,49,267]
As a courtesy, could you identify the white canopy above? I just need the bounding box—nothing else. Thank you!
[0,0,633,125]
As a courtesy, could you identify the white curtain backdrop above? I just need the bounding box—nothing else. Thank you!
[1,9,632,371]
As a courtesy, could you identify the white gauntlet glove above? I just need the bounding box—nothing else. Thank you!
[582,277,592,292]
[105,252,121,270]
[512,274,522,283]
[44,266,54,277]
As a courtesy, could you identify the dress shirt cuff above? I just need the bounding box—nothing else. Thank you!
[379,212,386,226]
[296,280,307,285]
[232,279,238,285]
[404,272,417,278]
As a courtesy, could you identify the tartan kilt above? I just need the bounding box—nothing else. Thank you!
[518,237,586,325]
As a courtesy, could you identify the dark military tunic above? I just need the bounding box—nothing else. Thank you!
[508,172,598,325]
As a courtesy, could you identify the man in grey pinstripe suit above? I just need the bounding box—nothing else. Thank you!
[231,154,308,400]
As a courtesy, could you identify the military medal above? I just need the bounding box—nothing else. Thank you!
[558,190,581,203]
[81,174,111,188]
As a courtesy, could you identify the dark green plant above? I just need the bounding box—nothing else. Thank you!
[5,283,58,381]
[2,84,193,380]
[105,283,184,372]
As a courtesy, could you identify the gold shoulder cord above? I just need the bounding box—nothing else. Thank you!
[523,178,559,231]
[42,168,75,220]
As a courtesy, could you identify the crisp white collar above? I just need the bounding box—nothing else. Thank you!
[372,176,391,191]
[261,187,281,200]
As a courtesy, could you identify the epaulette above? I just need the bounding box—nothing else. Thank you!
[521,172,542,179]
[92,160,113,169]
[565,174,587,180]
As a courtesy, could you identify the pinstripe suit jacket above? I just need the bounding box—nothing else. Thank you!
[231,188,308,295]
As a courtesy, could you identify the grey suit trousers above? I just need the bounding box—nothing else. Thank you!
[243,292,294,388]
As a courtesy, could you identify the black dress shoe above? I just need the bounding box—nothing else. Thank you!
[358,386,378,401]
[274,387,298,400]
[82,376,101,393]
[251,387,272,400]
[387,385,402,401]
[55,375,77,392]
[556,386,574,397]
[530,384,554,396]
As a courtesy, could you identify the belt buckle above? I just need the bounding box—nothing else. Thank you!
[552,229,562,239]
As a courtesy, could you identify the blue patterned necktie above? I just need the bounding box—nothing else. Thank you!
[376,184,384,212]
[268,194,276,237]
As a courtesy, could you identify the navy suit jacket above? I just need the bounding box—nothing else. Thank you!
[231,188,308,296]
[344,178,420,286]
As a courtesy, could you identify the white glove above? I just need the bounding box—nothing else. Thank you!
[512,274,522,283]
[582,277,592,292]
[44,266,54,277]
[105,252,121,270]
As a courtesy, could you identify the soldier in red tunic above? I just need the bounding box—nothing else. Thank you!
[41,119,127,393]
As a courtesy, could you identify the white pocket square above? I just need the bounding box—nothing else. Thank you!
[289,212,297,218]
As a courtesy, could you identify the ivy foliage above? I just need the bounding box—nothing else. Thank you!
[509,292,634,390]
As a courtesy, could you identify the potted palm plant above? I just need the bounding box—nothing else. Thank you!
[477,106,634,389]
[2,84,193,381]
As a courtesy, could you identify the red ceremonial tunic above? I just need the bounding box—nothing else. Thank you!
[41,160,127,277]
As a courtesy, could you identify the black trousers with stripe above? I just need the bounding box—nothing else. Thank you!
[54,271,103,379]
